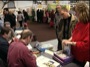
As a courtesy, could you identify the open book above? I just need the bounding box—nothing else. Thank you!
[37,55,60,67]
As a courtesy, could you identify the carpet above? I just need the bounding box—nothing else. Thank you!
[28,22,56,42]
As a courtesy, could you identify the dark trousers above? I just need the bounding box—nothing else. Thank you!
[19,21,23,27]
[55,26,62,51]
[57,39,62,51]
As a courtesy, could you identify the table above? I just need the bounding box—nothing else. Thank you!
[30,41,84,67]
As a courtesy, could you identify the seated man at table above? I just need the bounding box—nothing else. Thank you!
[7,29,37,67]
[0,27,10,67]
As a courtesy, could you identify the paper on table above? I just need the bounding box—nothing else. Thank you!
[27,44,32,50]
[41,43,53,48]
[36,55,60,67]
[84,61,89,67]
[16,35,21,39]
[45,50,54,56]
[15,30,23,34]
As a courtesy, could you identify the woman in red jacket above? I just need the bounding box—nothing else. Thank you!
[62,2,90,67]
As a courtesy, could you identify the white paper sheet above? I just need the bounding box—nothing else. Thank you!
[27,44,32,50]
[36,55,60,67]
[45,50,54,56]
[16,35,21,39]
[84,61,89,67]
[41,43,53,49]
[15,30,23,34]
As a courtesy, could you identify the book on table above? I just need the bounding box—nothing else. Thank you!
[35,42,53,52]
[53,45,73,65]
[36,55,60,67]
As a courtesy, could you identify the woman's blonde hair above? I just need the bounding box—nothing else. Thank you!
[75,2,89,23]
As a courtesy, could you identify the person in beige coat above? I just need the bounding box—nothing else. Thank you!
[57,5,78,50]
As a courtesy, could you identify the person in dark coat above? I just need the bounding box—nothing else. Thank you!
[23,10,29,22]
[37,9,40,23]
[0,27,10,67]
[9,12,16,29]
[57,5,78,51]
[40,9,44,23]
[3,8,16,29]
[3,8,10,23]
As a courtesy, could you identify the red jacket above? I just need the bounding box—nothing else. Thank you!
[8,41,36,67]
[71,22,90,62]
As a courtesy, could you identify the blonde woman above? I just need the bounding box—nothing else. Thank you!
[62,2,90,67]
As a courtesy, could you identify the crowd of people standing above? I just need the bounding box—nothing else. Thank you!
[0,1,89,67]
[1,8,30,30]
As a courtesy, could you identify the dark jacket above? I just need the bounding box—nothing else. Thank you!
[0,36,9,66]
[58,14,78,40]
[4,13,16,28]
[4,14,11,22]
[0,58,6,67]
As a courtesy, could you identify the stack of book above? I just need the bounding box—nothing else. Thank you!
[53,45,73,65]
[53,51,73,65]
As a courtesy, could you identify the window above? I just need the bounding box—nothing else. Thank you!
[7,1,15,9]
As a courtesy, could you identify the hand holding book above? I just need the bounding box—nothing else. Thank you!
[62,39,76,46]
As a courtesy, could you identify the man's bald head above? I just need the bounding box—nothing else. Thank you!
[21,29,33,39]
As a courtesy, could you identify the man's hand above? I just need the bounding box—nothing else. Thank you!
[62,39,70,45]
[62,39,76,46]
